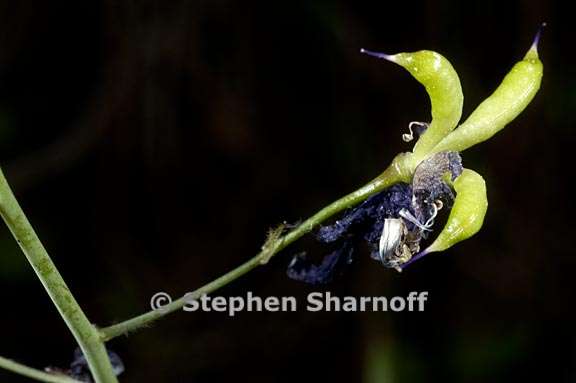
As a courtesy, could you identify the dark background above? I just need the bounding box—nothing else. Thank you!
[0,1,574,382]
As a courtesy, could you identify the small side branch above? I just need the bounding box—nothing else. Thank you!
[0,355,80,383]
[100,160,408,341]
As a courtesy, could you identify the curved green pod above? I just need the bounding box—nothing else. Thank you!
[431,36,543,154]
[361,49,463,160]
[425,169,487,253]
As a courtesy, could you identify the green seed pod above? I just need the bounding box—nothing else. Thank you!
[432,32,543,154]
[425,169,487,253]
[361,49,463,159]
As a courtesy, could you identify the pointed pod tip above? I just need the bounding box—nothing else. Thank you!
[528,22,546,54]
[360,48,396,62]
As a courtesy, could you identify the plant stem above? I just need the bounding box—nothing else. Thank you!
[0,168,118,383]
[0,356,81,383]
[100,156,411,341]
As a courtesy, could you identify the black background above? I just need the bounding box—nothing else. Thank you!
[0,1,574,382]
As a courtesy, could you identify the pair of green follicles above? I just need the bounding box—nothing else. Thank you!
[362,31,543,260]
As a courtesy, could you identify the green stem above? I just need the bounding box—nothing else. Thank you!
[100,155,411,341]
[0,356,81,383]
[0,168,118,383]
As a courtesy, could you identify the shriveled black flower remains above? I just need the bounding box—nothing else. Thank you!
[287,32,543,284]
[288,151,462,284]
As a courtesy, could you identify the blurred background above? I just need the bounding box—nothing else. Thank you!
[0,0,574,382]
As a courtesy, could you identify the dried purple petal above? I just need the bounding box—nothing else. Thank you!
[290,184,417,284]
[70,347,125,382]
[287,241,354,285]
[287,151,464,281]
[317,183,414,244]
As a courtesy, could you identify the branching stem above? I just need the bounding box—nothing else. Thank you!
[0,168,118,383]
